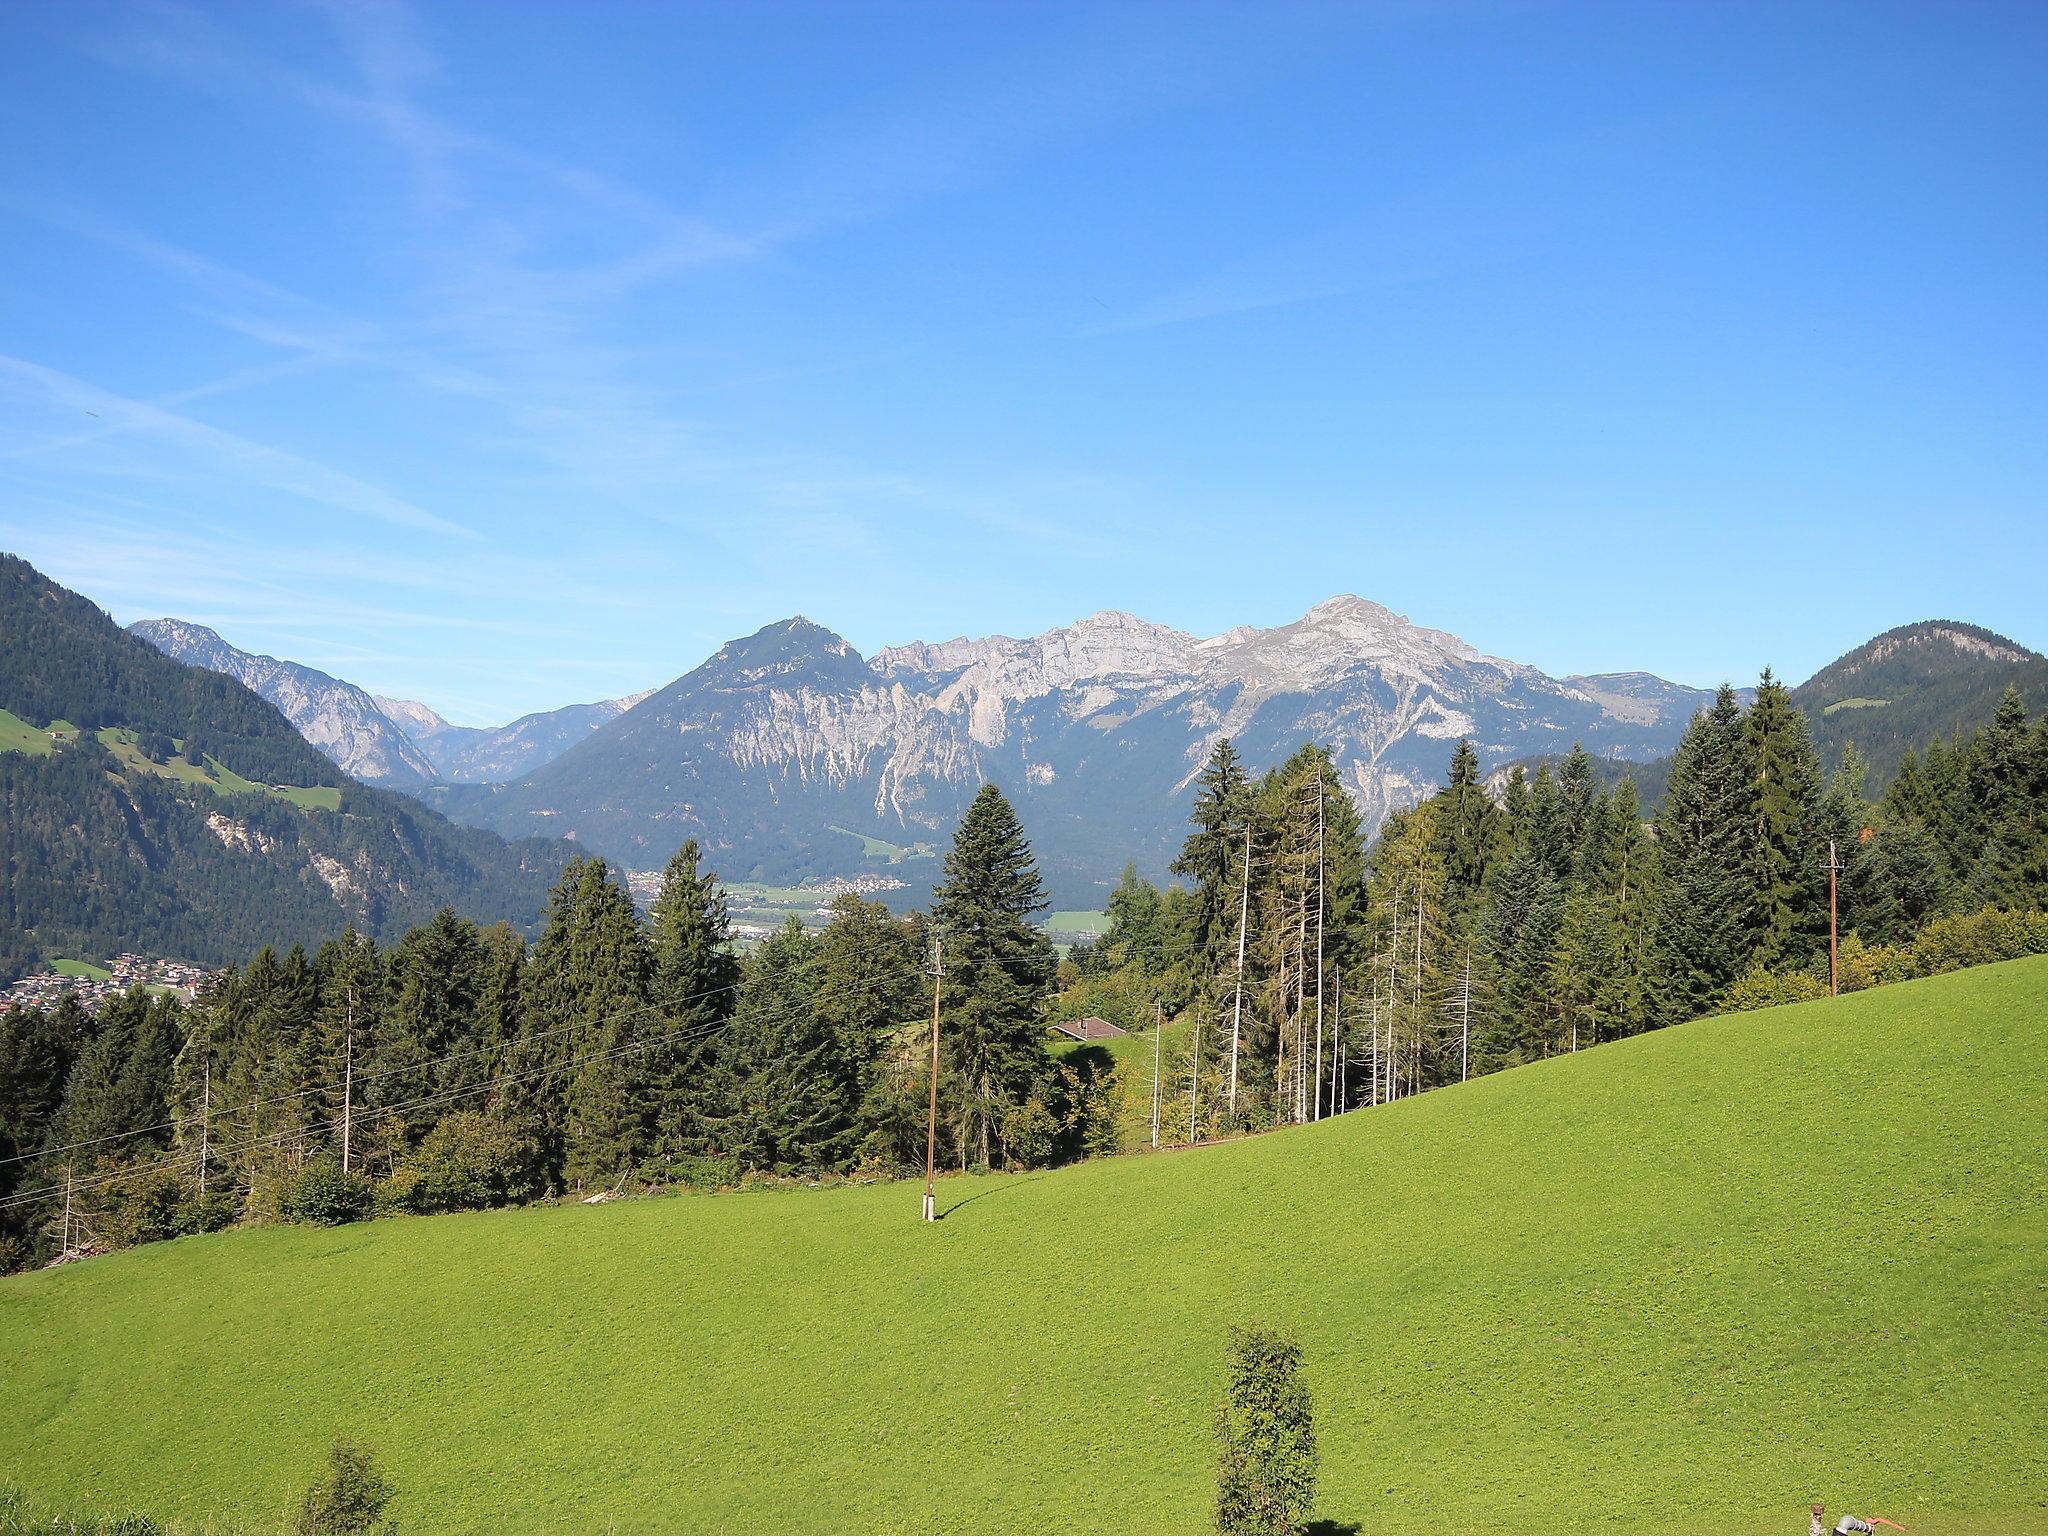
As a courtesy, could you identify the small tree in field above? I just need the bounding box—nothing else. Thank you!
[1215,1323,1318,1536]
[295,1436,393,1534]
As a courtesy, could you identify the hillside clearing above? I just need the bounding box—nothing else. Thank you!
[2,959,2042,1535]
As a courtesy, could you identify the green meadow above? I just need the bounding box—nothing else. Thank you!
[2,958,2042,1535]
[46,960,112,982]
[0,717,343,814]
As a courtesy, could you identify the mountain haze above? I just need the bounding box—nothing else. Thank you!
[377,691,656,784]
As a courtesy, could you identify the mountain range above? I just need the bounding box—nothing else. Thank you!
[140,595,1745,905]
[30,556,2048,926]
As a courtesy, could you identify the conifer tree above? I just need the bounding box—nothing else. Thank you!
[1743,670,1826,968]
[1655,688,1750,1019]
[1173,737,1252,975]
[515,857,653,1189]
[703,918,863,1174]
[931,784,1056,1167]
[645,839,741,1154]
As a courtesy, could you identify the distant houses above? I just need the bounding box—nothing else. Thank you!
[1,953,215,1015]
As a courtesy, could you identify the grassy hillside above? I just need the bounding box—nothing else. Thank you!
[3,960,2043,1535]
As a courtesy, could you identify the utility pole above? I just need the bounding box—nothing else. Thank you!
[62,1166,74,1255]
[1332,963,1343,1114]
[340,981,356,1174]
[1460,947,1472,1083]
[1227,821,1250,1118]
[923,938,942,1222]
[197,1054,211,1195]
[1313,781,1325,1122]
[1151,1000,1163,1150]
[1188,1000,1203,1147]
[1828,838,1840,998]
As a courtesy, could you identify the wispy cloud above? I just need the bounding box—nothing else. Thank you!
[0,355,469,536]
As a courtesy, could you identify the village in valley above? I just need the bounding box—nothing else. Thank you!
[2,953,213,1015]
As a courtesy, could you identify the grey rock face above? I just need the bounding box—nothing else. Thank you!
[129,619,440,790]
[457,598,1721,904]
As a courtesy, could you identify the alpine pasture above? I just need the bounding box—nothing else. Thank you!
[2,958,2042,1535]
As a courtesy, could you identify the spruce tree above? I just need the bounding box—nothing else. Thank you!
[1654,688,1749,1020]
[1743,670,1826,968]
[1172,737,1251,975]
[645,839,741,1155]
[703,918,863,1174]
[931,784,1056,1167]
[516,857,653,1189]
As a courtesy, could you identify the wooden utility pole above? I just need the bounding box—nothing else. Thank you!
[1227,821,1250,1118]
[1828,838,1840,998]
[1313,782,1325,1122]
[923,939,942,1222]
[1459,947,1472,1083]
[1188,1000,1203,1146]
[1151,1001,1163,1150]
[340,984,356,1173]
[1332,963,1342,1114]
[197,1055,211,1195]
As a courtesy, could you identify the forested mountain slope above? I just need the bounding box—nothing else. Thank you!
[1793,620,2047,780]
[0,556,574,973]
[0,957,2039,1535]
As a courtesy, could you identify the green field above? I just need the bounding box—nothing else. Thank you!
[47,959,113,981]
[0,707,58,755]
[1045,907,1110,936]
[83,727,344,813]
[1823,696,1892,714]
[829,824,936,863]
[0,717,345,814]
[2,959,2043,1535]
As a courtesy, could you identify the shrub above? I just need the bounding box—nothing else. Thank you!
[374,1166,424,1217]
[1721,966,1828,1014]
[294,1436,393,1535]
[998,1096,1058,1170]
[1215,1323,1318,1536]
[394,1111,536,1214]
[280,1162,373,1227]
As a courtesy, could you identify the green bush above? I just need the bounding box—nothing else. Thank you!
[294,1436,392,1535]
[280,1162,373,1227]
[393,1111,536,1214]
[1721,966,1829,1014]
[373,1166,423,1217]
[100,1168,238,1249]
[1215,1323,1318,1536]
[998,1097,1058,1170]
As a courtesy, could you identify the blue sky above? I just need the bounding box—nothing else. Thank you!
[2,1,2043,725]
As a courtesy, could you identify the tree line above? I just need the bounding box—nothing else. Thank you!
[0,786,1107,1270]
[5,681,2043,1272]
[1073,676,2048,1134]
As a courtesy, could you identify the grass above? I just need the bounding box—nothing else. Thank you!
[79,728,344,813]
[1045,907,1111,937]
[1823,696,1893,714]
[48,959,113,982]
[0,708,57,756]
[828,824,936,863]
[1,959,2043,1536]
